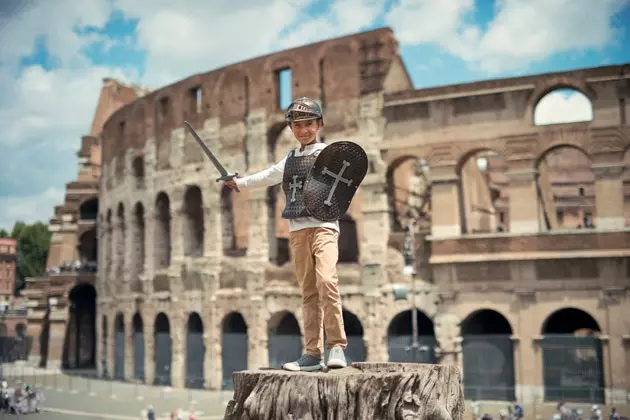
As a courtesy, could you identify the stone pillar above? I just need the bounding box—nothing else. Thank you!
[171,312,185,388]
[506,161,540,234]
[107,314,116,380]
[246,187,270,263]
[433,313,462,366]
[144,311,155,385]
[169,189,185,265]
[430,166,461,238]
[364,295,388,363]
[124,311,134,381]
[97,222,109,298]
[143,207,155,293]
[592,163,625,229]
[110,221,121,291]
[206,298,222,390]
[203,191,223,259]
[248,296,268,370]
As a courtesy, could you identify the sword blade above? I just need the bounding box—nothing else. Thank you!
[183,121,229,176]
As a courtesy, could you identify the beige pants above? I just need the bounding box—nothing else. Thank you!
[289,227,347,358]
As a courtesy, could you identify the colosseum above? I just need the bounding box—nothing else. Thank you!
[22,27,630,406]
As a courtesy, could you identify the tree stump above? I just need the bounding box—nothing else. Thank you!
[223,362,464,420]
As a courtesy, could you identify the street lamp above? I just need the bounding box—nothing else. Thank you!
[392,221,429,362]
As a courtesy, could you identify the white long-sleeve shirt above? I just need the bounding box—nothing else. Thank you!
[235,142,340,233]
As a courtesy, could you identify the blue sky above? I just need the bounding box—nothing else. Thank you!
[0,0,629,230]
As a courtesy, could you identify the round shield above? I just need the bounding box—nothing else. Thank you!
[303,141,369,222]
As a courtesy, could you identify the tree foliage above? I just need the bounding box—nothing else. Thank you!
[2,221,51,295]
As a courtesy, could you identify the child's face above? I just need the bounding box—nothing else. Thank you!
[290,119,322,147]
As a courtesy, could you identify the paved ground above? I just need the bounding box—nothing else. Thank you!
[2,364,232,419]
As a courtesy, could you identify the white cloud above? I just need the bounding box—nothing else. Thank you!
[113,0,381,86]
[0,0,112,70]
[534,89,594,125]
[385,0,628,73]
[0,186,65,230]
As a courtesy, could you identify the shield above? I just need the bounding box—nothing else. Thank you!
[303,141,368,222]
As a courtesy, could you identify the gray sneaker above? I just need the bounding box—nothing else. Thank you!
[282,354,325,372]
[326,346,347,368]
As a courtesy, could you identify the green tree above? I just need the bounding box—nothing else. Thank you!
[0,228,8,238]
[11,220,51,280]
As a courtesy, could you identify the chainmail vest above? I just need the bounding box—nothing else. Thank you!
[281,150,318,219]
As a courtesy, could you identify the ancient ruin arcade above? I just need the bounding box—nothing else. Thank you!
[26,28,630,406]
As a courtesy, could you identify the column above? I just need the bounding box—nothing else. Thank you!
[506,161,540,234]
[124,312,134,381]
[107,314,116,381]
[143,207,156,293]
[430,166,461,238]
[206,300,222,390]
[169,189,185,265]
[171,313,185,388]
[203,188,222,259]
[247,296,268,371]
[144,311,155,385]
[592,163,625,230]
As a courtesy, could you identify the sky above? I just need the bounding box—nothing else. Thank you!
[0,0,628,230]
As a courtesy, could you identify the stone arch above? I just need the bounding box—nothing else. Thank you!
[386,155,432,232]
[535,145,594,230]
[185,312,205,389]
[79,197,98,221]
[460,309,515,401]
[101,315,109,377]
[528,79,596,126]
[132,312,144,381]
[338,214,359,263]
[387,309,436,363]
[540,307,604,403]
[153,312,172,386]
[114,312,125,380]
[266,185,290,266]
[64,283,96,370]
[131,154,144,184]
[78,228,97,263]
[183,185,204,257]
[456,148,507,234]
[131,202,145,292]
[221,312,248,390]
[154,192,171,269]
[268,311,302,368]
[341,308,366,363]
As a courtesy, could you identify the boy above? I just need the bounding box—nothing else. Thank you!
[223,97,347,372]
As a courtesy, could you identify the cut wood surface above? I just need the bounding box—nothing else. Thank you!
[223,362,464,420]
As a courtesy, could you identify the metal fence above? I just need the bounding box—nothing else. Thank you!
[541,335,605,403]
[0,335,32,363]
[2,363,232,419]
[462,335,515,401]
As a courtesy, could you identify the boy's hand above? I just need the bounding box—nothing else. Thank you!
[224,179,238,189]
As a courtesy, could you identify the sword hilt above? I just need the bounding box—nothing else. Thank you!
[216,172,240,192]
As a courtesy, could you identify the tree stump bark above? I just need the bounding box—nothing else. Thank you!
[223,362,464,420]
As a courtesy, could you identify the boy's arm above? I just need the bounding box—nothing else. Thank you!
[235,155,287,189]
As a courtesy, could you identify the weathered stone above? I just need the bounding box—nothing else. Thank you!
[223,363,464,420]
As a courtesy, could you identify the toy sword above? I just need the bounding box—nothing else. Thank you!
[183,121,240,192]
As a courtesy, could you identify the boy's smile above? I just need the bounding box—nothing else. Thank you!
[290,119,322,149]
